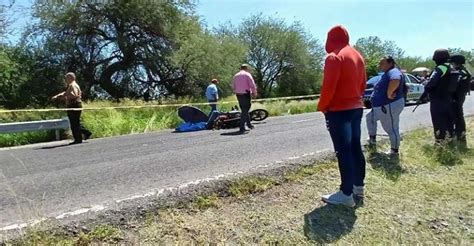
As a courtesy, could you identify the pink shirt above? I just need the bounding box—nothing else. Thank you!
[232,70,257,95]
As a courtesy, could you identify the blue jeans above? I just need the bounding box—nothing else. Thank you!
[325,108,366,196]
[208,99,217,112]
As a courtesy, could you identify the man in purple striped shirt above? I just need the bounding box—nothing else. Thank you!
[232,64,258,134]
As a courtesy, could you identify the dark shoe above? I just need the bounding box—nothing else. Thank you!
[69,141,82,145]
[84,132,92,140]
[247,125,255,130]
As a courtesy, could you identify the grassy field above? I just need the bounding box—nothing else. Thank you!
[7,119,474,245]
[0,97,318,147]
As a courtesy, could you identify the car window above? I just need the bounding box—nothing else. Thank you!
[406,74,421,84]
[403,74,411,84]
[367,76,381,85]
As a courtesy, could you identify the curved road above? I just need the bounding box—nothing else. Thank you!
[1,96,473,229]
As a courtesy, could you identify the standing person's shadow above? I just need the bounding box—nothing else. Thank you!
[367,151,403,181]
[304,205,357,244]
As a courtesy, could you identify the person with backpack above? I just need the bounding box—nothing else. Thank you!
[450,54,472,147]
[366,56,406,156]
[419,49,457,142]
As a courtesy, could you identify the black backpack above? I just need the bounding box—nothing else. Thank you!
[439,64,461,94]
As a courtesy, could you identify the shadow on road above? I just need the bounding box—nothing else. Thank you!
[220,130,249,136]
[37,142,88,150]
[304,204,357,244]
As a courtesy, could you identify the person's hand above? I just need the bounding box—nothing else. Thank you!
[52,92,64,101]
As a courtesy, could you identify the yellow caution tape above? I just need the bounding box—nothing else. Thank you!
[0,94,320,113]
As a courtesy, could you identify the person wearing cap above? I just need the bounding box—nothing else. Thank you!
[317,25,367,207]
[206,79,219,112]
[419,49,454,142]
[366,56,406,156]
[52,72,92,144]
[450,54,472,146]
[232,64,257,134]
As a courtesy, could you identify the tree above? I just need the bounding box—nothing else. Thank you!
[0,43,65,108]
[354,36,404,76]
[236,15,324,97]
[170,21,247,99]
[397,56,434,72]
[29,0,201,100]
[0,0,14,41]
[448,48,473,68]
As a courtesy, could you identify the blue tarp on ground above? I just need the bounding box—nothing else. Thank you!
[175,122,207,132]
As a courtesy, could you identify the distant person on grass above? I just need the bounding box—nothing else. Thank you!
[52,72,92,145]
[206,78,219,112]
[317,25,367,207]
[232,64,257,134]
[366,56,406,156]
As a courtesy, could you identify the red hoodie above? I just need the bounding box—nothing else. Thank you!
[317,25,366,113]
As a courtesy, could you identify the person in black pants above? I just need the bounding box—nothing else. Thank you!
[52,72,91,144]
[419,49,455,142]
[450,54,472,147]
[232,64,258,134]
[237,91,253,132]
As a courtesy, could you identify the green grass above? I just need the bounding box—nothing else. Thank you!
[7,117,473,245]
[10,224,122,246]
[0,98,318,147]
[228,176,277,197]
[193,194,220,210]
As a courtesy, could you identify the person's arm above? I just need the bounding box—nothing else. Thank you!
[360,62,367,95]
[52,91,65,100]
[231,76,237,93]
[424,67,443,93]
[387,79,400,99]
[68,84,81,99]
[212,86,218,100]
[419,67,442,102]
[247,73,257,97]
[387,70,402,99]
[317,54,341,113]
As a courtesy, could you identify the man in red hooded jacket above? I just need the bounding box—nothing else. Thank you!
[318,25,367,207]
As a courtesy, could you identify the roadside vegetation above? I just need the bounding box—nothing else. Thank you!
[6,119,473,245]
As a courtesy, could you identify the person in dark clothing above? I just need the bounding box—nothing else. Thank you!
[419,49,454,142]
[52,72,92,144]
[450,54,472,147]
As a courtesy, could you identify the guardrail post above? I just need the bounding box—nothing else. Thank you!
[55,130,60,141]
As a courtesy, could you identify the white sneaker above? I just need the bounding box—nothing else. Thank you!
[321,190,355,207]
[353,185,365,198]
[385,149,399,157]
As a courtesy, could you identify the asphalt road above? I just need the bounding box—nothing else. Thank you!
[1,96,473,229]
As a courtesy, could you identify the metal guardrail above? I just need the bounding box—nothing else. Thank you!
[0,117,70,140]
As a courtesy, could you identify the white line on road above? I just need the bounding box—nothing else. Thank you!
[0,149,331,232]
[291,118,317,123]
